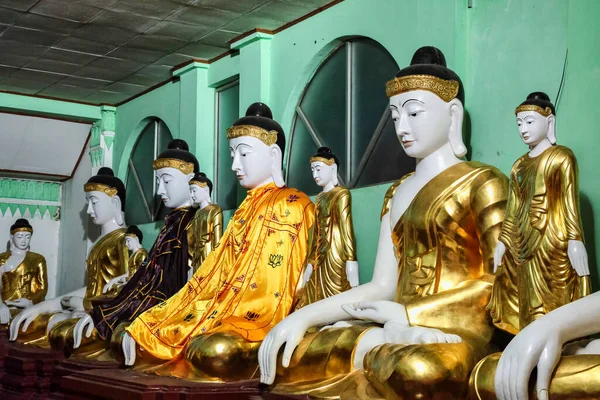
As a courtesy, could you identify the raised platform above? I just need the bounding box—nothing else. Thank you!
[58,369,306,399]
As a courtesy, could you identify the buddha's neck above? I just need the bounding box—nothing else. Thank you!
[100,220,124,237]
[199,199,210,209]
[256,176,275,189]
[130,244,142,252]
[322,181,336,193]
[529,137,553,157]
[415,142,462,181]
[10,248,27,257]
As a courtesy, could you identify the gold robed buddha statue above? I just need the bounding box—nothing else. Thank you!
[0,219,48,325]
[469,92,592,399]
[297,147,358,307]
[258,46,511,400]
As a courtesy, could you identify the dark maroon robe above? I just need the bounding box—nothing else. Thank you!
[90,207,196,340]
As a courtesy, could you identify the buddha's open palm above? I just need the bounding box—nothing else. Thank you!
[341,300,408,325]
[383,321,461,345]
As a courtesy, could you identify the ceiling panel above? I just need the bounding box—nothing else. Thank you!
[0,0,340,104]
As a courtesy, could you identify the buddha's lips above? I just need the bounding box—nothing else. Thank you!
[237,175,245,180]
[402,140,415,148]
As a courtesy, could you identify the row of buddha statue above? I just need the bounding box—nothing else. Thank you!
[0,45,596,399]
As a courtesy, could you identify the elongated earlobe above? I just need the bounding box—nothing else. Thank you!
[449,101,467,158]
[332,164,339,186]
[271,146,285,188]
[547,115,557,144]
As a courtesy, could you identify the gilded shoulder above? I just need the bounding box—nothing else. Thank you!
[549,145,577,166]
[28,252,46,264]
[381,176,410,220]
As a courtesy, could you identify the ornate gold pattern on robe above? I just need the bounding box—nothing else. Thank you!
[128,248,148,279]
[298,186,357,306]
[190,203,223,272]
[273,162,509,400]
[0,251,47,304]
[488,145,589,334]
[126,183,315,367]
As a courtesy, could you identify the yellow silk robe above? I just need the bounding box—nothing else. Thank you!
[191,203,223,272]
[126,183,315,360]
[488,145,589,334]
[298,186,356,306]
[274,162,509,400]
[0,251,47,304]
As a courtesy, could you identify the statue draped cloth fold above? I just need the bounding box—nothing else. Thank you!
[0,251,48,305]
[190,203,223,272]
[126,183,315,363]
[488,145,590,334]
[273,161,510,400]
[90,207,196,340]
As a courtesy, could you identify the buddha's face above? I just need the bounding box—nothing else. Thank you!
[156,167,191,209]
[390,90,452,159]
[86,191,115,226]
[230,136,275,189]
[11,231,31,250]
[516,111,549,146]
[189,184,208,206]
[311,161,335,187]
[125,236,141,251]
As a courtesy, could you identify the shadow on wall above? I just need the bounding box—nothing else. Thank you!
[581,192,598,291]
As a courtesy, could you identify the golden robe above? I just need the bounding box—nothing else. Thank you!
[128,248,148,279]
[21,229,129,344]
[126,183,315,377]
[273,162,509,400]
[298,186,356,307]
[191,203,223,272]
[488,145,589,334]
[0,251,48,305]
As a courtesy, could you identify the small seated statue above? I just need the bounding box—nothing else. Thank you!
[120,102,315,382]
[468,93,592,400]
[297,146,359,307]
[258,46,511,400]
[0,218,48,325]
[63,139,201,353]
[9,168,129,345]
[189,172,223,273]
[102,225,148,294]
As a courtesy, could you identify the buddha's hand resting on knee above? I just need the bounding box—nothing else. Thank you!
[9,297,61,340]
[258,314,309,385]
[383,321,462,344]
[0,302,10,324]
[122,332,137,366]
[73,314,95,349]
[6,298,33,309]
[341,300,408,325]
[495,319,562,400]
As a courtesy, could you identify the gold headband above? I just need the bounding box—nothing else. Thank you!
[386,74,459,102]
[11,227,33,235]
[310,156,335,166]
[125,233,138,238]
[152,158,195,175]
[515,105,552,117]
[226,125,278,146]
[84,183,118,197]
[190,180,208,188]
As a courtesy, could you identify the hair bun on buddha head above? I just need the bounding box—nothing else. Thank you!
[516,91,555,117]
[97,167,115,177]
[125,224,143,244]
[311,146,339,166]
[154,139,199,175]
[386,46,464,104]
[228,102,286,156]
[10,218,33,235]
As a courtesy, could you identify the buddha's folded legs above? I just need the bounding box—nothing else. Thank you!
[468,352,600,400]
[11,312,53,346]
[48,318,108,357]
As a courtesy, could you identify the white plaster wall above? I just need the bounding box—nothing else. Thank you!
[0,208,60,299]
[56,155,93,297]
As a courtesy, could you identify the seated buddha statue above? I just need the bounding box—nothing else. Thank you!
[258,46,511,400]
[59,140,201,354]
[0,218,48,325]
[9,168,129,345]
[119,102,315,383]
[468,93,592,400]
[296,147,359,307]
[102,225,148,294]
[188,172,223,273]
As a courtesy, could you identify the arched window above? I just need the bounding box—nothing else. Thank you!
[286,37,415,195]
[125,119,173,225]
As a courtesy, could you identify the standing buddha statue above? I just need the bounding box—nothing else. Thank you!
[120,102,315,383]
[0,219,48,325]
[9,168,129,345]
[468,92,591,399]
[297,146,358,307]
[258,46,511,400]
[64,139,201,353]
[189,172,223,273]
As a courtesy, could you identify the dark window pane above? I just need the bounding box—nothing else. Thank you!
[354,116,415,187]
[351,38,399,176]
[216,82,240,211]
[130,122,155,207]
[125,165,151,225]
[299,44,347,180]
[286,116,320,196]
